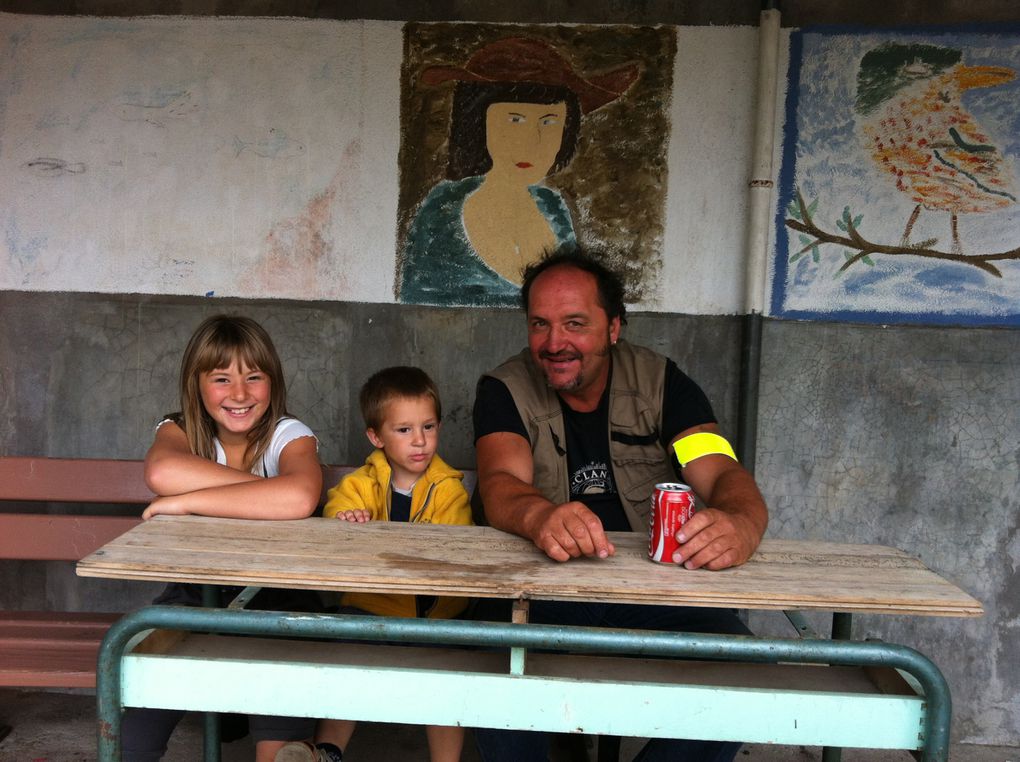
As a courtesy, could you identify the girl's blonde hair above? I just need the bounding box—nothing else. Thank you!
[177,314,288,471]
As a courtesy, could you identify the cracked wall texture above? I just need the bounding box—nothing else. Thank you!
[753,320,1020,746]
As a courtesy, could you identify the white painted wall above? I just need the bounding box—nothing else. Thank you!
[662,25,760,314]
[0,14,760,313]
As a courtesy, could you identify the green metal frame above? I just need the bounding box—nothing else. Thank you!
[96,605,952,762]
[783,609,856,762]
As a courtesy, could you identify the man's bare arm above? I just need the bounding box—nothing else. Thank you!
[669,424,768,570]
[476,431,614,562]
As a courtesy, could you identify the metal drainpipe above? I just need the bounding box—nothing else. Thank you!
[738,2,781,473]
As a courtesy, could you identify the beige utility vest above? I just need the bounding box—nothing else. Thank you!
[486,340,672,531]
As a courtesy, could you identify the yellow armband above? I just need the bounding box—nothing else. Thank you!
[672,432,737,467]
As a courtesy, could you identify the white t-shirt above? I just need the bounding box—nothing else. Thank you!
[213,417,317,476]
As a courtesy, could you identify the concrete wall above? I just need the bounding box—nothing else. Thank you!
[753,320,1020,746]
[1,0,1019,749]
[0,16,759,313]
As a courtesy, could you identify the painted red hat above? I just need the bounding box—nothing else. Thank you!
[420,37,641,114]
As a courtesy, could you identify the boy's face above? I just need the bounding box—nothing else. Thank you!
[366,395,440,490]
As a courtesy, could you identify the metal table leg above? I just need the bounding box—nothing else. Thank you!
[822,612,854,762]
[201,585,221,762]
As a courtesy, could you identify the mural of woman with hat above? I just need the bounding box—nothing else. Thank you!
[398,37,640,306]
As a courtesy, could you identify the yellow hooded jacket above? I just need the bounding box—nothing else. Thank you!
[323,448,472,618]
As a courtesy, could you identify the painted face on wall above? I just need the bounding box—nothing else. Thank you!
[485,101,568,185]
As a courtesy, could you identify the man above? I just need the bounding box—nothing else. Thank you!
[471,247,768,762]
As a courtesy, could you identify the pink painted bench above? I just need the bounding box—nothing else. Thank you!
[0,456,363,688]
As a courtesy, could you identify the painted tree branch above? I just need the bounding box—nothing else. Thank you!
[786,190,1020,278]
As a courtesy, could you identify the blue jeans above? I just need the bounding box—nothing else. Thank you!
[471,599,749,762]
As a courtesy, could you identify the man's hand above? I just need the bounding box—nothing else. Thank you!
[526,501,616,562]
[476,431,616,563]
[668,426,769,571]
[671,508,761,570]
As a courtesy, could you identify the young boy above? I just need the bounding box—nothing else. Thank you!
[276,366,472,762]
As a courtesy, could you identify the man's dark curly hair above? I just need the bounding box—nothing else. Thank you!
[520,246,628,324]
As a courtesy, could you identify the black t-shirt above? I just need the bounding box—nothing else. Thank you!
[559,384,629,530]
[390,489,412,523]
[473,358,717,530]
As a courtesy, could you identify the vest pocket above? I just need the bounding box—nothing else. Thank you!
[616,455,672,524]
[610,430,659,447]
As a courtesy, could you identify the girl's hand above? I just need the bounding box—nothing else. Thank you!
[142,496,190,520]
[335,509,371,523]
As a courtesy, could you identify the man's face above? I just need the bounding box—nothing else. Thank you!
[526,266,621,402]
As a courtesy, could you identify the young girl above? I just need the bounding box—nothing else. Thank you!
[122,314,322,762]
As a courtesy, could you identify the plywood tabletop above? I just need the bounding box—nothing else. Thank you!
[76,516,983,617]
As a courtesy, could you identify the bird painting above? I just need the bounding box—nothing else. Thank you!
[856,42,1017,254]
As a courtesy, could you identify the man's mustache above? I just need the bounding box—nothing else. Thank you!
[539,350,581,362]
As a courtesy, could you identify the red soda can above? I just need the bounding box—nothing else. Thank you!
[648,483,696,563]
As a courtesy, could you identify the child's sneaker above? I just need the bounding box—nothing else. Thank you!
[274,741,343,762]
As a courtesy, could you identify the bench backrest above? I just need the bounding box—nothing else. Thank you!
[0,457,476,561]
[0,457,155,504]
[0,457,357,507]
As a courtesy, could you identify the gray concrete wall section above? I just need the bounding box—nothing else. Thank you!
[751,320,1020,746]
[0,291,742,466]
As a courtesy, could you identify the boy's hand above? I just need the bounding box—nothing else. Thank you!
[335,509,372,523]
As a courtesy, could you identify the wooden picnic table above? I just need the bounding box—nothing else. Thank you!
[77,516,983,762]
[78,515,982,616]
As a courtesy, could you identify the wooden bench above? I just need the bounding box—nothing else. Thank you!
[0,457,153,689]
[1,456,478,690]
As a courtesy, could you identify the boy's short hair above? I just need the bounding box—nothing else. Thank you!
[360,366,442,430]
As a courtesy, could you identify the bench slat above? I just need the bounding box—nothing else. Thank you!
[0,514,142,560]
[0,645,103,688]
[0,611,122,636]
[0,457,154,503]
[0,458,376,506]
[0,458,469,511]
[0,612,121,688]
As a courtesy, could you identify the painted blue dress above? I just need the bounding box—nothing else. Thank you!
[399,175,576,307]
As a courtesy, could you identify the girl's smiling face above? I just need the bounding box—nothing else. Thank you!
[485,101,567,185]
[199,360,271,445]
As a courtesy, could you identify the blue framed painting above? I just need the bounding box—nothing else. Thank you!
[773,26,1020,326]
